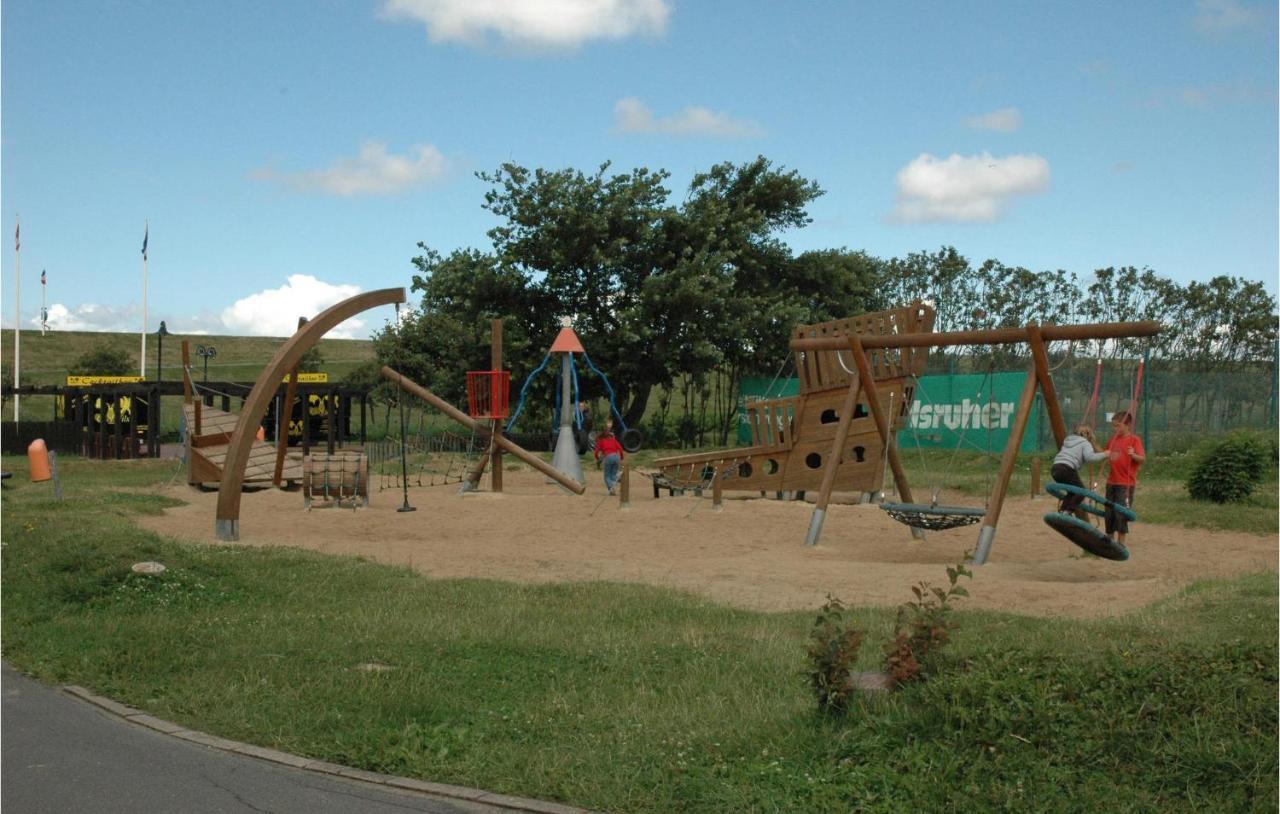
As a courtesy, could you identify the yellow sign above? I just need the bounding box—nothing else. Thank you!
[67,375,145,386]
[284,372,329,383]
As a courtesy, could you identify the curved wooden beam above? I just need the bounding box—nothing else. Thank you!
[216,288,405,540]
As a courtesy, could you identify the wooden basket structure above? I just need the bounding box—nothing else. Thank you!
[466,371,511,420]
[302,450,368,510]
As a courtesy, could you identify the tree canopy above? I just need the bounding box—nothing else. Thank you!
[392,157,885,427]
[366,155,1277,442]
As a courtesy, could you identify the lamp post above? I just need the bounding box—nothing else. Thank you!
[156,321,170,384]
[196,344,217,383]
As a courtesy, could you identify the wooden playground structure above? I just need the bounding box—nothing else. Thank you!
[655,303,934,500]
[208,291,584,540]
[657,303,1159,564]
[201,286,1156,564]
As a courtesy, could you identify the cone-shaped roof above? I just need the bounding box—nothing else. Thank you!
[549,326,585,353]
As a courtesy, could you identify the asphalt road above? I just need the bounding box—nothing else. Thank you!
[1,662,517,814]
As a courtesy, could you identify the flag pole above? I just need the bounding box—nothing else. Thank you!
[140,221,148,378]
[13,217,20,424]
[40,269,47,337]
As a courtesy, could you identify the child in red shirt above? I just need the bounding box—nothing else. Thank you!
[1104,411,1146,544]
[594,421,625,495]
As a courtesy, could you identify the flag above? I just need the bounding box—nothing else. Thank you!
[41,269,46,286]
[141,224,148,260]
[14,221,18,252]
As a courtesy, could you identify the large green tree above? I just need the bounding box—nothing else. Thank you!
[396,157,858,436]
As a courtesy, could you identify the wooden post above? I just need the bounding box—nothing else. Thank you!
[274,323,304,487]
[974,366,1040,565]
[1027,326,1068,447]
[129,390,140,458]
[301,390,311,459]
[112,392,123,459]
[1031,456,1042,499]
[712,469,723,511]
[326,387,336,455]
[339,393,349,449]
[804,367,862,546]
[77,396,88,456]
[181,341,193,403]
[852,339,925,540]
[359,393,367,446]
[620,461,630,508]
[148,386,160,458]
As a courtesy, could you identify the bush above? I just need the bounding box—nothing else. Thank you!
[1186,432,1272,503]
[69,346,133,376]
[805,595,864,714]
[883,562,971,685]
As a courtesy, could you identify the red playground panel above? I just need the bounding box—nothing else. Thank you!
[467,371,511,419]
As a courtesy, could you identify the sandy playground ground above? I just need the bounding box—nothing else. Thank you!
[141,463,1277,620]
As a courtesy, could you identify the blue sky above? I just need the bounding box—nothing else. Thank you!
[3,0,1276,339]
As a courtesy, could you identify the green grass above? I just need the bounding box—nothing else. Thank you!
[2,456,1275,813]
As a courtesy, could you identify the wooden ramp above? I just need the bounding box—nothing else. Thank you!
[184,403,303,486]
[655,304,935,495]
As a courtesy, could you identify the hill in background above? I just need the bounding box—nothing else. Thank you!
[0,329,375,386]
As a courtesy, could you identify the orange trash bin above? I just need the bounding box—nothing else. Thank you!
[28,439,52,482]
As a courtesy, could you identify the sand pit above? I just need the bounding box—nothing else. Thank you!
[140,465,1277,619]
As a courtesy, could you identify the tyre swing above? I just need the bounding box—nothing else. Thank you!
[1042,353,1144,561]
[879,364,996,533]
[1042,483,1133,561]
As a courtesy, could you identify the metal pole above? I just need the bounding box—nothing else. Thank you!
[140,221,148,378]
[13,217,20,423]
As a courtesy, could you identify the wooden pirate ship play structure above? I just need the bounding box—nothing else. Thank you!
[656,302,1159,565]
[653,303,936,501]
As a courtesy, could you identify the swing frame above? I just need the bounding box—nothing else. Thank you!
[790,316,1158,564]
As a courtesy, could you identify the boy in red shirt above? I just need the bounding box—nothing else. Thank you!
[594,420,626,495]
[1104,411,1146,545]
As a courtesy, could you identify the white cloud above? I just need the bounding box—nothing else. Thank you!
[965,107,1022,132]
[891,151,1050,223]
[24,277,371,339]
[612,97,762,138]
[1193,0,1269,35]
[380,0,669,49]
[253,141,449,197]
[41,302,141,333]
[220,276,367,338]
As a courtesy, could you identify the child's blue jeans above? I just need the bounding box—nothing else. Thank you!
[602,453,621,492]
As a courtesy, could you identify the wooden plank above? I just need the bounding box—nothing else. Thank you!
[655,442,789,468]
